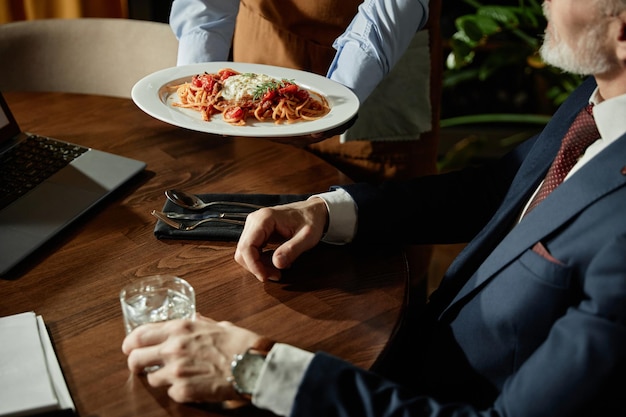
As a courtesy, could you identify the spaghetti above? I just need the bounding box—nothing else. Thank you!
[171,68,330,126]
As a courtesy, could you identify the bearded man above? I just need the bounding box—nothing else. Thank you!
[124,1,626,415]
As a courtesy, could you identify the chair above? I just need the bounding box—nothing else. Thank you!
[0,18,178,98]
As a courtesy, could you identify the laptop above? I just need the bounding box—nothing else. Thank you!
[0,92,146,276]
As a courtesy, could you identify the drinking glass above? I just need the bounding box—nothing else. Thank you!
[120,275,196,335]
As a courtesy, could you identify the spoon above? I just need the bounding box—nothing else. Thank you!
[165,189,264,211]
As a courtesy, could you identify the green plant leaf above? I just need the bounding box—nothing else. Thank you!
[440,113,551,128]
[442,67,482,88]
[456,16,488,42]
[443,0,583,113]
[517,5,543,28]
[450,33,476,52]
[477,6,520,28]
[446,53,460,71]
[448,35,477,69]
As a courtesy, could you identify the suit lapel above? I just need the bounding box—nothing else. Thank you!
[438,100,582,290]
[442,79,599,285]
[440,127,626,317]
[432,78,599,315]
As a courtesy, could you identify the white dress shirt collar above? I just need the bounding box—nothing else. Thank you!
[591,88,626,145]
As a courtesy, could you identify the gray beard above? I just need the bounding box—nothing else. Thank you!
[540,24,616,76]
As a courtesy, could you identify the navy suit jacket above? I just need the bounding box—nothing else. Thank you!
[291,77,626,416]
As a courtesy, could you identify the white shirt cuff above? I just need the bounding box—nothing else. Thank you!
[252,343,314,417]
[308,188,357,244]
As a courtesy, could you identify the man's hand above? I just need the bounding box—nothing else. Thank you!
[235,198,329,282]
[122,315,270,404]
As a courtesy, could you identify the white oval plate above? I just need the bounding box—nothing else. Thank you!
[131,62,360,138]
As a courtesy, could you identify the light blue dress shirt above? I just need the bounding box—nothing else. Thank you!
[169,0,429,103]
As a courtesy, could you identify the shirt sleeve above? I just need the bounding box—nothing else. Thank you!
[168,0,240,65]
[252,343,314,417]
[327,0,429,103]
[308,188,358,244]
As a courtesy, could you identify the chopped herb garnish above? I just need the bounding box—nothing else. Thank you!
[253,81,279,100]
[252,78,296,100]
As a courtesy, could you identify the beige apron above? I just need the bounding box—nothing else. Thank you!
[233,0,358,75]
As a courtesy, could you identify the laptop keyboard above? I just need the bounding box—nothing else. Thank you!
[0,135,88,210]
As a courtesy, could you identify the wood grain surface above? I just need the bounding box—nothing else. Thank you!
[0,92,408,417]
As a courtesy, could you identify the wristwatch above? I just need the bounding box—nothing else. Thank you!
[230,347,270,399]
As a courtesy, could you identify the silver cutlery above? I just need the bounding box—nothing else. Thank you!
[163,211,249,220]
[165,189,264,211]
[151,210,246,230]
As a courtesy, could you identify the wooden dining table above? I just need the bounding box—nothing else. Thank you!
[0,92,409,417]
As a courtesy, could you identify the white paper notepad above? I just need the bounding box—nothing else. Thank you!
[0,311,75,417]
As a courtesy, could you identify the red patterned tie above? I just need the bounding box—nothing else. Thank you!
[525,104,599,214]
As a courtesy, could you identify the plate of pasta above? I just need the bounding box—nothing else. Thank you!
[131,62,360,137]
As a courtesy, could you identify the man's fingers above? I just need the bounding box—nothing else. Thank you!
[122,322,169,354]
[260,250,282,281]
[127,344,164,373]
[234,242,279,282]
[235,209,281,281]
[274,229,317,269]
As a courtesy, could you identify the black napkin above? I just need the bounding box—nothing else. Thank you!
[154,193,310,241]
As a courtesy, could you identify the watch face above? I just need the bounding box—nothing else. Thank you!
[231,351,266,395]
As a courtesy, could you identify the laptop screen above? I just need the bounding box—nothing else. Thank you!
[0,92,21,147]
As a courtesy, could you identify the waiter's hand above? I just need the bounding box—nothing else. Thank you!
[235,114,358,148]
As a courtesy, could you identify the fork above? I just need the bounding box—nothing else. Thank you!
[164,211,248,220]
[151,210,246,230]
